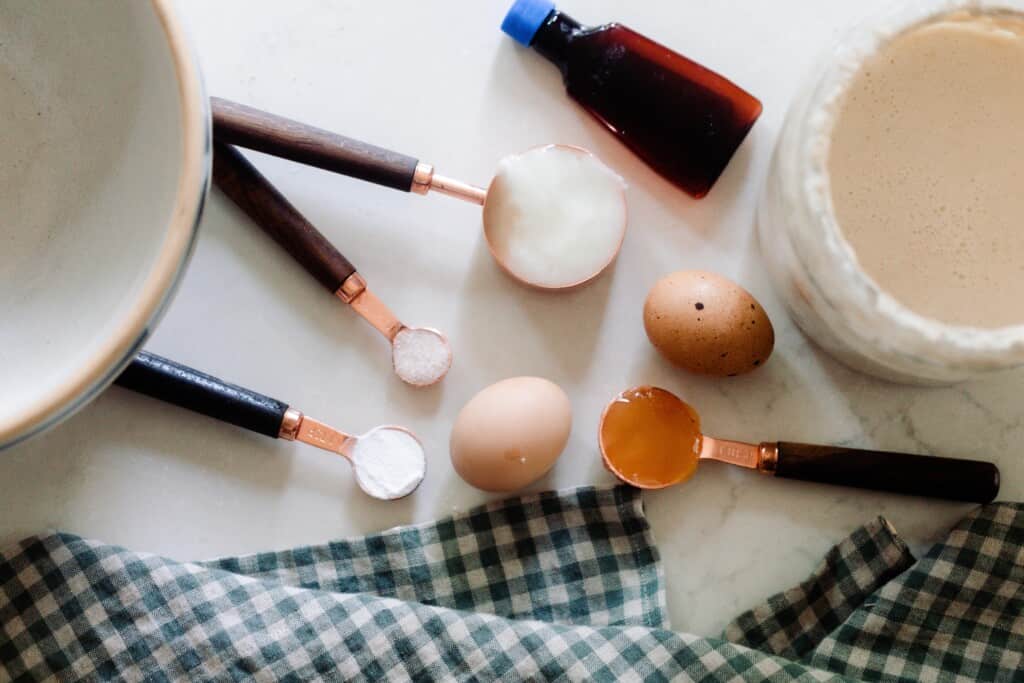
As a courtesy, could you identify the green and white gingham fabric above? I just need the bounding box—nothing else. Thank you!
[1,487,1021,682]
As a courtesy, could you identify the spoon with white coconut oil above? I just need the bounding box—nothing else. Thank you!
[211,98,628,290]
[115,352,426,501]
[213,142,451,387]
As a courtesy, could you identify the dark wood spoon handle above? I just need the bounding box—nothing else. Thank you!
[115,352,288,439]
[212,141,356,293]
[774,442,1000,503]
[211,97,419,192]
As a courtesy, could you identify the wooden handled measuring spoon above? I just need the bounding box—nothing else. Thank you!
[212,142,451,387]
[212,97,487,203]
[210,98,627,290]
[599,386,1000,503]
[115,352,426,500]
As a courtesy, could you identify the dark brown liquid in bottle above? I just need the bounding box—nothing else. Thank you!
[533,13,762,198]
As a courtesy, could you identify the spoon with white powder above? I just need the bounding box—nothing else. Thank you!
[115,352,427,501]
[212,99,628,290]
[214,143,451,387]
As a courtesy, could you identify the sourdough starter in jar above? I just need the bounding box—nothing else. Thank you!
[828,12,1024,329]
[757,3,1024,383]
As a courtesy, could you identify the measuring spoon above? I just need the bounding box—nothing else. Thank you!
[115,351,426,500]
[211,97,628,290]
[213,142,451,387]
[598,386,1000,503]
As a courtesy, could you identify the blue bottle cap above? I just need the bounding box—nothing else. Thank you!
[501,0,556,47]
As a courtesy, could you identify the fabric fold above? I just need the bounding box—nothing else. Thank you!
[0,530,840,681]
[2,488,1022,682]
[725,516,916,660]
[807,504,1024,681]
[199,486,667,628]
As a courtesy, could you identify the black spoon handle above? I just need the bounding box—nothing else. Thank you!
[211,97,419,192]
[114,352,289,439]
[774,442,1000,504]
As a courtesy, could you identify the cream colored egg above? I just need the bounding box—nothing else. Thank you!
[450,377,572,492]
[643,270,775,376]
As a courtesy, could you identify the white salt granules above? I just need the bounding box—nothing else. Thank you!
[352,427,426,500]
[392,327,452,386]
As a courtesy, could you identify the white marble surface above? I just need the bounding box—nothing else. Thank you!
[2,0,1023,637]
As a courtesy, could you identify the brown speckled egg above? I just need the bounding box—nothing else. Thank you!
[643,270,774,376]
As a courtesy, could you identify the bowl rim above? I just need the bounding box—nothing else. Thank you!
[0,0,210,449]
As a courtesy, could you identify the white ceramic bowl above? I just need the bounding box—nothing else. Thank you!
[0,1,209,448]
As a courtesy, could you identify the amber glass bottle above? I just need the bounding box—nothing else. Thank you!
[502,1,762,198]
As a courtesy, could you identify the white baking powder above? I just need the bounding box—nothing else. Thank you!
[352,427,426,500]
[392,327,452,386]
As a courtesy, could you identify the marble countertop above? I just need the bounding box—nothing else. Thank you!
[2,0,1022,637]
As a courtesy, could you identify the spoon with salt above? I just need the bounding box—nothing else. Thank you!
[115,351,426,500]
[213,142,451,387]
[211,98,628,291]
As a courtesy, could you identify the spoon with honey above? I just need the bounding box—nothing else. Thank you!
[211,97,627,291]
[598,386,1000,503]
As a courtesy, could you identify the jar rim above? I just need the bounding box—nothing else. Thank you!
[792,0,1024,370]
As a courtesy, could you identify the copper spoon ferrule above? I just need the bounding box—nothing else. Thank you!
[411,162,487,205]
[278,407,304,441]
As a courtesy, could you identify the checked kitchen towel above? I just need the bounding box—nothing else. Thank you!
[1,487,1022,681]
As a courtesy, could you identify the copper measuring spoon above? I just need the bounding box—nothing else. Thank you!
[115,352,426,500]
[598,386,1000,503]
[210,97,627,291]
[213,142,451,387]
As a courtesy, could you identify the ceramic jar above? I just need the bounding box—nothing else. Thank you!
[757,0,1024,384]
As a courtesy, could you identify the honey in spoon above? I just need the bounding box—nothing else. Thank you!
[599,386,702,488]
